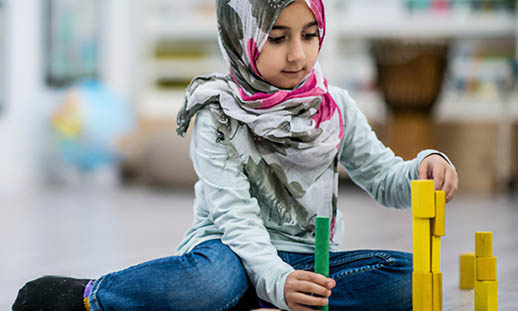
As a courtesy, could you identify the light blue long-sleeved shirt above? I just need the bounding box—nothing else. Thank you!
[176,85,444,309]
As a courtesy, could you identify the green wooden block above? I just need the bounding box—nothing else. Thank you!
[315,216,330,311]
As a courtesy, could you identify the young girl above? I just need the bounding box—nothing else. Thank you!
[13,0,458,310]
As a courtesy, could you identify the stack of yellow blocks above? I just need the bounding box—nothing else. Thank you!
[411,180,445,311]
[460,232,498,310]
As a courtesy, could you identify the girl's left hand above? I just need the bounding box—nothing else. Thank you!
[418,154,458,202]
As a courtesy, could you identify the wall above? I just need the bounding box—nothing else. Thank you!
[101,0,136,105]
[0,0,42,195]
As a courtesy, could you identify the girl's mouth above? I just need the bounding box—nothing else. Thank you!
[281,68,305,78]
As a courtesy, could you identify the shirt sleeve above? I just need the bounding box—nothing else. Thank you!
[189,107,294,310]
[335,88,453,209]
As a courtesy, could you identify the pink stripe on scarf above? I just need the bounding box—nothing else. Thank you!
[247,39,261,76]
[239,71,324,109]
[311,79,343,142]
[305,0,326,48]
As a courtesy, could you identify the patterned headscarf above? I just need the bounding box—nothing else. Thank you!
[177,0,343,238]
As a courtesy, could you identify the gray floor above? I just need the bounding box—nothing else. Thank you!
[1,182,517,310]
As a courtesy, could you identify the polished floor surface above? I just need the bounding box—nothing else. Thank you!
[1,181,517,310]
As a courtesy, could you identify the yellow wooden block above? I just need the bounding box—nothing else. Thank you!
[413,271,433,311]
[432,272,442,311]
[475,232,493,257]
[475,280,498,311]
[431,236,441,273]
[432,191,445,236]
[476,256,497,281]
[411,180,436,218]
[413,218,431,272]
[460,253,475,290]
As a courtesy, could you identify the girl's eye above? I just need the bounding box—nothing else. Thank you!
[268,36,285,44]
[303,32,319,40]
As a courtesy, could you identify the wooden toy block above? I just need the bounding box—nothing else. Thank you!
[475,232,493,257]
[432,191,445,236]
[460,253,475,290]
[475,280,498,311]
[432,272,442,311]
[413,218,431,272]
[315,217,330,311]
[413,271,433,311]
[476,256,497,281]
[431,236,441,273]
[411,180,436,218]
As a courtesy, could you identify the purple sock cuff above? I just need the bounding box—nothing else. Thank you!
[83,280,95,299]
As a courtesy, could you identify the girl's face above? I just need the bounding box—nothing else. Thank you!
[255,0,320,89]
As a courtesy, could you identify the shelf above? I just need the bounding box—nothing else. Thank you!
[331,12,516,39]
[136,89,518,123]
[145,16,218,41]
[434,91,518,122]
[138,90,185,119]
[352,90,518,122]
[144,12,515,41]
[147,58,226,80]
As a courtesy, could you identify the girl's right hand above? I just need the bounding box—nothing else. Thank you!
[284,270,335,311]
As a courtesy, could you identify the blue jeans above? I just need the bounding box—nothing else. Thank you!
[88,239,412,311]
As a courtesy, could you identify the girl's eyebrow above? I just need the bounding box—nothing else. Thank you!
[271,21,318,31]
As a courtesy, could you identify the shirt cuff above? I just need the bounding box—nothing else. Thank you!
[275,270,292,310]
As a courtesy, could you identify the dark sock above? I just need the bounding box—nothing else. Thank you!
[12,276,91,311]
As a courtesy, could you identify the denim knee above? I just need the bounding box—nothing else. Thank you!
[184,240,250,311]
[328,250,412,311]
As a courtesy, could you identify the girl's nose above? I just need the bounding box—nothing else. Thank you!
[287,39,306,63]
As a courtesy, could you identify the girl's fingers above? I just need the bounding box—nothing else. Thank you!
[443,168,459,202]
[285,271,334,310]
[294,280,331,298]
[432,164,446,190]
[291,292,328,307]
[418,159,430,180]
[295,270,335,289]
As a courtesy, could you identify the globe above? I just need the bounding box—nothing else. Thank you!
[51,80,134,172]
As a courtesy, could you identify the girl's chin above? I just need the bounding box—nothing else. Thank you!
[274,82,299,89]
[272,78,304,89]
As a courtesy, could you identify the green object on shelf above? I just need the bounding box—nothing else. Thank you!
[315,216,330,311]
[155,79,191,90]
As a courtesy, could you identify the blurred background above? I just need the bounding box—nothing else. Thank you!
[0,0,517,310]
